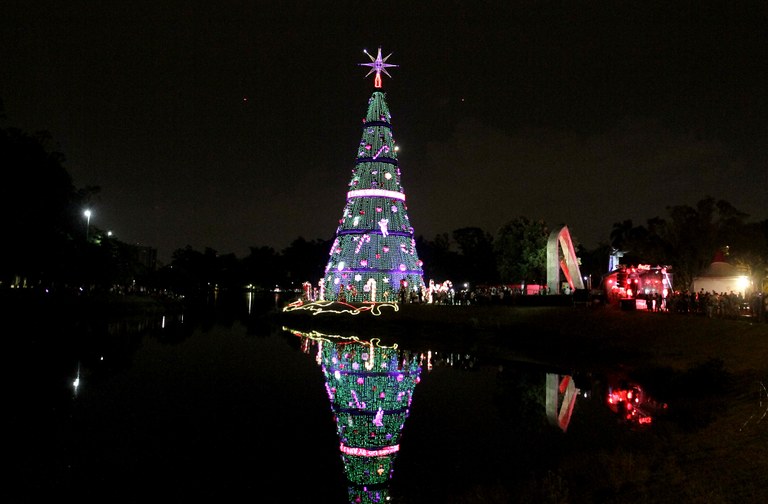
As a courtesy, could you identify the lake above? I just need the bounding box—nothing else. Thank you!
[7,292,763,503]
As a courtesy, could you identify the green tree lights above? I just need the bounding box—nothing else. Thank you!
[286,327,423,500]
[321,91,425,302]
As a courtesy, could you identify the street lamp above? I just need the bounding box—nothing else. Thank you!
[83,209,91,241]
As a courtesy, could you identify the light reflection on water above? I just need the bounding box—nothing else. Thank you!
[281,324,669,503]
[11,293,673,503]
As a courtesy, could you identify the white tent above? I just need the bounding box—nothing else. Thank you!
[692,259,750,296]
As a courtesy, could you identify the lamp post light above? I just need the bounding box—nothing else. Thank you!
[84,209,92,241]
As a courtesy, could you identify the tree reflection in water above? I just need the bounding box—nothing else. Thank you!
[284,324,671,502]
[284,327,423,503]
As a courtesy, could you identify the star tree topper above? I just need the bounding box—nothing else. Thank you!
[359,47,398,88]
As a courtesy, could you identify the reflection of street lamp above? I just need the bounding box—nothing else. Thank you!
[83,209,91,241]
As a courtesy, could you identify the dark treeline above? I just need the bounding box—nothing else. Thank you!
[2,109,767,301]
[608,199,768,291]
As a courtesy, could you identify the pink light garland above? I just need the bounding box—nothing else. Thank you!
[347,189,405,201]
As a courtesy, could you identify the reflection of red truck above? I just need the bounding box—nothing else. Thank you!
[607,382,668,425]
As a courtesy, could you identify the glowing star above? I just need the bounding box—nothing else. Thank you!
[360,47,398,88]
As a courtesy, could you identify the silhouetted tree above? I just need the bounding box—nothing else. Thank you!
[608,197,754,290]
[452,227,498,284]
[577,242,613,288]
[659,197,749,289]
[415,233,459,283]
[724,219,768,292]
[280,237,332,289]
[494,217,548,284]
[163,246,211,299]
[609,219,635,251]
[215,252,242,291]
[0,122,99,287]
[242,246,281,291]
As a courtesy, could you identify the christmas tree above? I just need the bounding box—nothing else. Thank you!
[285,327,423,502]
[321,48,425,303]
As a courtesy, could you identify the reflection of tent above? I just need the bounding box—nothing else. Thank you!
[692,252,749,296]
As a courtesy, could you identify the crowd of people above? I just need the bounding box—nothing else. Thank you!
[298,277,767,322]
[398,281,558,306]
[660,289,765,321]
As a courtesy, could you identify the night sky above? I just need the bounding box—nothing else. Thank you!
[2,1,766,263]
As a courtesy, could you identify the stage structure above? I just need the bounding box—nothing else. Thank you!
[285,327,423,504]
[546,225,585,294]
[321,47,425,302]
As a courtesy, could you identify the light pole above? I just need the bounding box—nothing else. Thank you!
[84,209,91,241]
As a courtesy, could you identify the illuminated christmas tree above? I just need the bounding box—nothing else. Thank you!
[321,48,425,302]
[285,327,423,502]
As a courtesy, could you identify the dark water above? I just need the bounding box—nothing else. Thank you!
[9,293,676,503]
